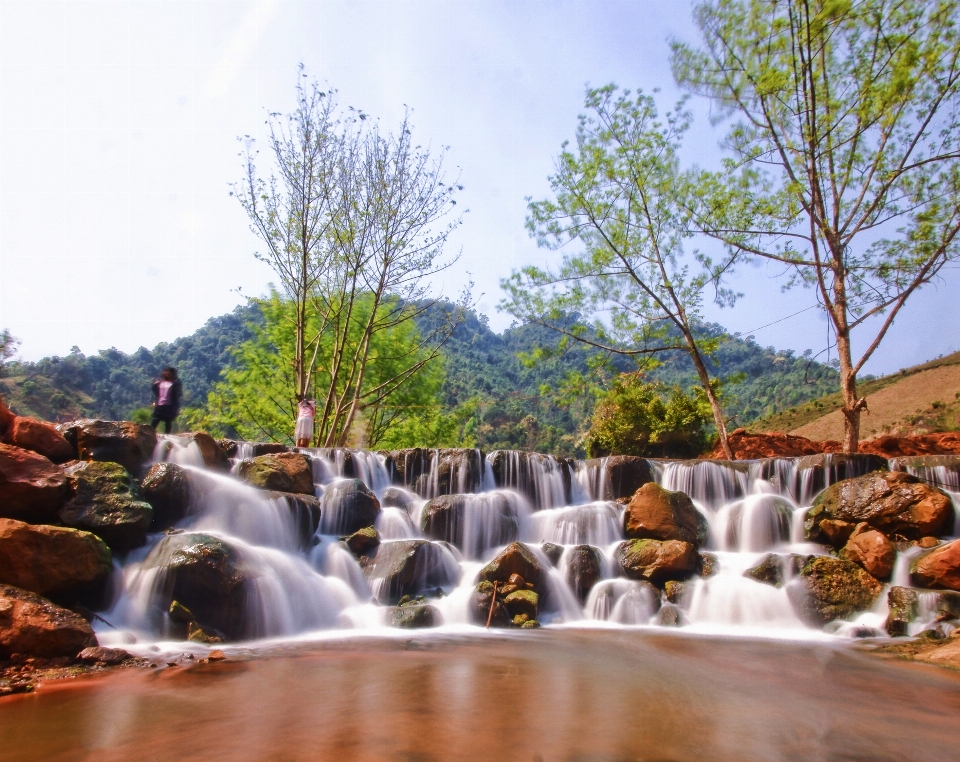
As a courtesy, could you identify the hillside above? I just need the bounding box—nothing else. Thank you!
[0,302,842,455]
[754,351,960,441]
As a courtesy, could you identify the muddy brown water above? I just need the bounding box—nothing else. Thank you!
[2,629,959,762]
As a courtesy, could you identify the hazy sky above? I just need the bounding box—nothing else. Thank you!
[1,0,957,375]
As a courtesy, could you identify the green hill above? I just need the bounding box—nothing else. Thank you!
[0,302,841,456]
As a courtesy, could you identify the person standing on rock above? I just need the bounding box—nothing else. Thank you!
[295,399,316,448]
[151,367,182,434]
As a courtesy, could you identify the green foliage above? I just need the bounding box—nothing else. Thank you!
[673,0,960,448]
[194,295,446,447]
[583,374,713,458]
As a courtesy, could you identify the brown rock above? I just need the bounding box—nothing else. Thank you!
[0,584,97,658]
[0,519,111,603]
[744,554,785,588]
[140,462,191,530]
[345,526,380,557]
[840,525,896,580]
[805,471,953,544]
[362,540,461,604]
[581,455,653,500]
[78,646,130,665]
[616,539,699,586]
[476,542,544,592]
[4,417,74,464]
[0,396,15,433]
[58,419,157,474]
[237,452,314,495]
[910,539,960,591]
[0,443,71,523]
[60,461,153,551]
[622,482,708,548]
[171,432,230,471]
[787,556,883,626]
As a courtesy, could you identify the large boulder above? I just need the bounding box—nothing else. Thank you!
[0,443,71,523]
[0,519,111,604]
[787,555,883,626]
[60,461,153,551]
[268,491,322,547]
[362,540,459,604]
[2,416,74,464]
[615,539,699,586]
[476,542,544,592]
[469,582,511,628]
[142,533,248,640]
[219,440,288,458]
[157,432,230,471]
[503,589,539,624]
[565,545,603,602]
[487,450,572,507]
[581,455,653,500]
[910,539,960,591]
[419,493,520,555]
[794,453,888,495]
[0,584,97,658]
[319,479,380,535]
[140,462,192,530]
[237,452,314,495]
[58,419,157,474]
[805,471,953,545]
[839,525,896,580]
[387,448,486,496]
[622,482,708,548]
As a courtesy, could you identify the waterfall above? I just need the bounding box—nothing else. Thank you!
[93,440,959,647]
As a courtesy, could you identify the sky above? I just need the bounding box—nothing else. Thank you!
[1,0,957,376]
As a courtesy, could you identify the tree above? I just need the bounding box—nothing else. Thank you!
[236,70,468,445]
[0,329,19,378]
[673,0,960,451]
[197,296,447,447]
[500,86,739,458]
[583,372,713,458]
[234,70,341,405]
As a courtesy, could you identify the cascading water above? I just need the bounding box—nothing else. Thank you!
[94,442,959,649]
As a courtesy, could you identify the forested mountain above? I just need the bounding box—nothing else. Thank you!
[0,301,839,455]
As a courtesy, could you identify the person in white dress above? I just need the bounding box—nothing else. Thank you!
[295,399,316,448]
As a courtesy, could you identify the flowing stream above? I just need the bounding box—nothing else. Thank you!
[94,444,959,649]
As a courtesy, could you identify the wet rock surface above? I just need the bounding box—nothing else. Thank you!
[58,419,157,474]
[140,462,192,530]
[419,492,519,551]
[320,478,380,535]
[805,471,953,543]
[0,584,97,659]
[477,542,544,592]
[0,443,71,523]
[787,556,883,626]
[616,539,699,586]
[238,452,314,495]
[385,600,441,629]
[362,540,458,604]
[0,519,111,604]
[622,482,708,548]
[142,533,248,640]
[345,525,380,557]
[60,461,153,550]
[744,554,786,588]
[583,455,653,500]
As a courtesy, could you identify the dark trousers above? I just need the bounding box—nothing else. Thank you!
[151,405,178,434]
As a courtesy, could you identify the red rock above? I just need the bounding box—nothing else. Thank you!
[0,396,15,434]
[5,416,74,464]
[78,646,130,665]
[704,429,960,460]
[840,525,896,580]
[58,419,157,474]
[0,443,71,523]
[0,518,112,602]
[911,539,960,591]
[0,584,97,658]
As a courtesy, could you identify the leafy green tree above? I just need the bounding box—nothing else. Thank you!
[583,373,713,458]
[501,86,739,457]
[674,0,960,451]
[197,296,447,446]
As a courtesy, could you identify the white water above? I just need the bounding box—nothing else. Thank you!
[95,444,959,649]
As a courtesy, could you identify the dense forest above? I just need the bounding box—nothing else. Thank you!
[0,301,839,456]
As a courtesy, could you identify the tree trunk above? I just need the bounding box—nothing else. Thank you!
[683,330,733,460]
[835,327,863,453]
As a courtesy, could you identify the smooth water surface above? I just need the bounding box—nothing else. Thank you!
[3,630,959,762]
